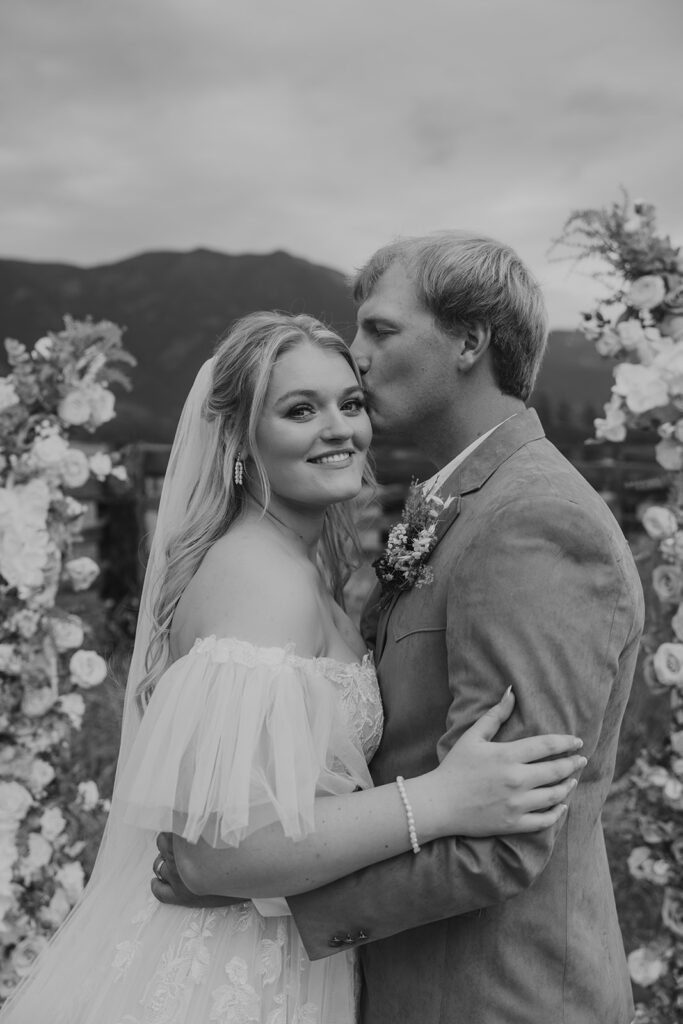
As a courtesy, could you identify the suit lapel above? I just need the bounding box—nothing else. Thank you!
[370,408,547,662]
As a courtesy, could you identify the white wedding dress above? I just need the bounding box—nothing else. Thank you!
[1,636,383,1024]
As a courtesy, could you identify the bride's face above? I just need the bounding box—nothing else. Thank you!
[254,341,372,512]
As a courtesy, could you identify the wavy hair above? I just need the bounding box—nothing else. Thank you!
[141,312,373,693]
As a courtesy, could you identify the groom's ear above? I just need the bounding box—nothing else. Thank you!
[454,323,492,373]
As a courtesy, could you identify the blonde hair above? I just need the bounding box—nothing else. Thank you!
[141,312,372,693]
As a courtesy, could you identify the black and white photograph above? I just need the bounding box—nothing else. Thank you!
[0,2,682,1021]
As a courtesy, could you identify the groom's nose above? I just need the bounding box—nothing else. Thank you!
[351,334,370,375]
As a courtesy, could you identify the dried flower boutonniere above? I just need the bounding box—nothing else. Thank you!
[373,481,455,597]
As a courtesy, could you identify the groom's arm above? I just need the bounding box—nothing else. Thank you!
[287,493,644,958]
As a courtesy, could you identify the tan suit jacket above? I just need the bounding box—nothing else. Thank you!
[289,409,643,1024]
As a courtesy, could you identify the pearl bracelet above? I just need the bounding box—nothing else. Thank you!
[396,775,421,854]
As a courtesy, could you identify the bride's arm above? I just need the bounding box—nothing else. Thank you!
[172,691,584,898]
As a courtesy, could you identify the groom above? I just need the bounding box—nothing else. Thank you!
[158,232,644,1023]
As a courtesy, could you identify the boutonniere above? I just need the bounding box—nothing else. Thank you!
[373,481,456,597]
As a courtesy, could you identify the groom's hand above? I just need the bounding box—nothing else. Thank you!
[151,832,246,909]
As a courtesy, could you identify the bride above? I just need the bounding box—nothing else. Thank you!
[0,312,585,1023]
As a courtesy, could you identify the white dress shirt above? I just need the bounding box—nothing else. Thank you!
[422,414,518,495]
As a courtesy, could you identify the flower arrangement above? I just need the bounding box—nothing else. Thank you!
[373,482,455,597]
[0,317,134,999]
[557,194,683,1021]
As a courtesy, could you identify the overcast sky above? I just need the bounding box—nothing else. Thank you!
[2,0,681,326]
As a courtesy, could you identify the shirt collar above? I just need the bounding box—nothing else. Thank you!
[422,414,519,496]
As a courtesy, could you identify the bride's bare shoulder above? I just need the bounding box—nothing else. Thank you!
[172,523,323,658]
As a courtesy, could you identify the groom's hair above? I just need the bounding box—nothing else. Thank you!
[353,231,549,402]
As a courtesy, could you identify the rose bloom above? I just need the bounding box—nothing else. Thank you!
[69,649,108,688]
[652,565,683,604]
[56,860,85,904]
[50,614,85,652]
[655,437,683,472]
[58,692,86,730]
[627,946,668,987]
[40,806,66,842]
[653,642,683,686]
[28,757,55,795]
[641,505,678,540]
[58,389,92,427]
[32,433,69,467]
[89,451,112,480]
[626,275,667,311]
[21,687,57,718]
[0,377,19,414]
[40,886,71,928]
[0,781,33,824]
[612,363,668,414]
[616,318,645,351]
[595,327,622,357]
[64,556,100,592]
[59,447,90,489]
[87,384,116,426]
[627,846,651,880]
[77,780,99,811]
[10,935,49,978]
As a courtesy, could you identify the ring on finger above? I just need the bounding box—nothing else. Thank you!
[153,854,165,881]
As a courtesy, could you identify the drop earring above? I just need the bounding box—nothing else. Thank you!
[234,452,244,486]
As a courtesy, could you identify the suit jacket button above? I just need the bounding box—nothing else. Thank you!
[357,929,368,940]
[328,935,346,948]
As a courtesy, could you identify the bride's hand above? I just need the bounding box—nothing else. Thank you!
[431,688,586,838]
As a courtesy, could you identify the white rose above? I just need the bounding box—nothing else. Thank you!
[28,758,55,795]
[55,860,85,904]
[21,832,53,878]
[109,465,128,482]
[627,946,668,987]
[77,780,99,811]
[86,385,116,426]
[0,377,19,414]
[69,649,107,688]
[594,327,621,357]
[594,396,627,443]
[88,451,112,481]
[655,438,683,471]
[40,886,71,928]
[64,557,100,592]
[626,275,667,311]
[616,319,645,351]
[32,433,69,467]
[653,642,683,686]
[21,687,57,718]
[57,390,91,427]
[10,935,49,978]
[0,643,20,676]
[627,846,651,879]
[0,479,51,596]
[40,806,66,842]
[33,335,54,359]
[612,363,668,414]
[58,693,86,730]
[50,614,85,652]
[653,344,683,396]
[59,448,90,489]
[665,776,683,803]
[0,781,33,824]
[641,505,678,540]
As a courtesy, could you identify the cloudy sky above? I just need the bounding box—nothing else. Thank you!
[2,0,681,325]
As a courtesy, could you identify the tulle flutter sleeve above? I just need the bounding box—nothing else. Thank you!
[115,636,373,848]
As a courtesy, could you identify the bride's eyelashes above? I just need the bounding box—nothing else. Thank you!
[284,394,367,421]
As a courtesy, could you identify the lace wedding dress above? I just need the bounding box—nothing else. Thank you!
[0,636,383,1024]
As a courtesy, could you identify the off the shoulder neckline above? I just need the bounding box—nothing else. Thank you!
[188,634,373,671]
